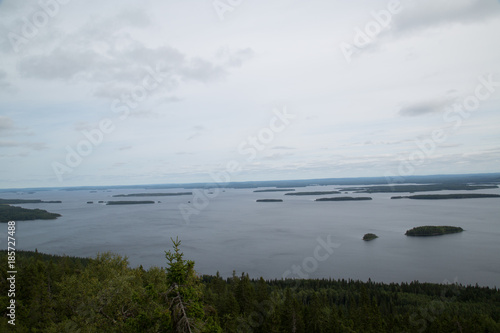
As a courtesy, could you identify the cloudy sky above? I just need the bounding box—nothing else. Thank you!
[0,0,499,188]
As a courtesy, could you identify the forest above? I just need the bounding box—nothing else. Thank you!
[405,226,464,236]
[391,194,500,200]
[1,241,499,332]
[0,205,61,222]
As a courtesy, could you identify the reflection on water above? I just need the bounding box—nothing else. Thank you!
[1,185,499,287]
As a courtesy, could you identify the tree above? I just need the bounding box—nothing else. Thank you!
[165,237,222,333]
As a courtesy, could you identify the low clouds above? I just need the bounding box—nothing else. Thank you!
[393,0,500,32]
[13,11,253,101]
[0,69,10,89]
[0,116,14,132]
[0,140,47,150]
[398,98,455,117]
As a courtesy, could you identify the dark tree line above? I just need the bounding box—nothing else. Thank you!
[1,246,499,332]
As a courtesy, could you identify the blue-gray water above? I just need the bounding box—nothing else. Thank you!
[1,185,499,287]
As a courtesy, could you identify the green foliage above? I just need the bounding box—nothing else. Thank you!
[363,233,378,241]
[0,204,61,222]
[2,249,499,332]
[393,193,500,200]
[348,183,499,193]
[315,197,372,201]
[0,199,62,204]
[255,199,283,202]
[106,201,156,205]
[285,191,341,196]
[405,226,464,236]
[113,193,192,197]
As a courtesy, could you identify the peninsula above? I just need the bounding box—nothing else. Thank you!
[0,205,61,222]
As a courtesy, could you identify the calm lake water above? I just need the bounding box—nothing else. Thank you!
[1,185,499,287]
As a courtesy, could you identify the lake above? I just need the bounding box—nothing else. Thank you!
[1,185,499,287]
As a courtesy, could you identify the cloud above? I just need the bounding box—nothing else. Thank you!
[272,146,296,150]
[0,69,11,90]
[393,0,500,32]
[0,116,14,132]
[73,121,95,132]
[398,98,455,117]
[187,125,207,140]
[0,140,47,150]
[217,47,254,67]
[15,14,252,100]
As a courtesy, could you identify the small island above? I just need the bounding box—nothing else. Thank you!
[285,191,340,196]
[405,226,464,236]
[106,201,156,205]
[113,192,192,197]
[0,205,61,222]
[392,193,500,200]
[256,199,283,202]
[316,197,372,201]
[363,233,378,241]
[254,189,295,192]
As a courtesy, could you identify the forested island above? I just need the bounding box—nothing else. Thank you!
[0,205,61,222]
[0,199,62,204]
[405,226,464,236]
[343,184,498,193]
[285,191,340,196]
[1,245,499,332]
[113,192,192,197]
[316,197,372,201]
[254,189,295,192]
[256,199,283,202]
[392,193,500,200]
[106,201,156,205]
[363,233,378,241]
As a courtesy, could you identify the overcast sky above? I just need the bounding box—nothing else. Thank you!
[0,0,499,188]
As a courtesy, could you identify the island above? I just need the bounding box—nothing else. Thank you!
[0,205,61,222]
[254,189,295,192]
[113,192,192,197]
[341,184,498,193]
[106,201,156,205]
[405,226,464,236]
[363,233,378,241]
[285,191,340,196]
[315,197,372,201]
[392,193,500,200]
[256,199,283,202]
[0,199,62,204]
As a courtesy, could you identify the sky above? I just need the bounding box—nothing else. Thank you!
[0,0,499,188]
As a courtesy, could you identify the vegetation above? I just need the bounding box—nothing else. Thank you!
[285,191,340,196]
[253,189,295,192]
[392,193,500,200]
[256,199,283,202]
[106,201,156,205]
[316,197,372,201]
[113,193,192,197]
[343,184,498,193]
[0,199,61,204]
[0,205,61,222]
[363,233,378,241]
[405,226,464,236]
[2,247,500,332]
